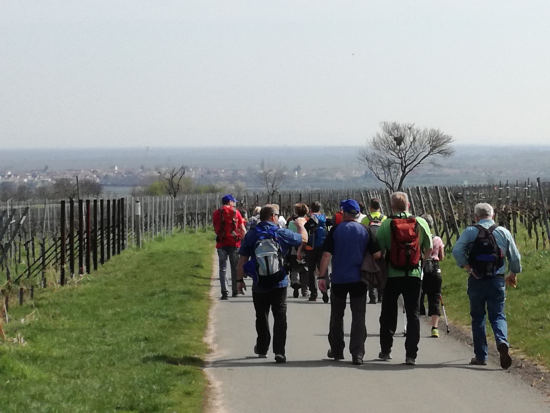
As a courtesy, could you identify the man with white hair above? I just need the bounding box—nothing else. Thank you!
[375,192,433,365]
[452,202,521,369]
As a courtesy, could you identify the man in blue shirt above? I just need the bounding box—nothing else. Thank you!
[318,199,381,365]
[452,202,521,369]
[237,204,302,364]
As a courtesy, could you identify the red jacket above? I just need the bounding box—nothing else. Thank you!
[213,205,244,248]
[334,211,343,225]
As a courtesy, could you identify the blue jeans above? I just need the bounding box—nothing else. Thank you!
[467,276,508,361]
[217,246,239,295]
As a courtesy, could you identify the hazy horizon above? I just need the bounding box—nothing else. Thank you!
[2,1,550,149]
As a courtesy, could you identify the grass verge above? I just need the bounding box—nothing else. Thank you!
[440,242,550,367]
[0,231,215,413]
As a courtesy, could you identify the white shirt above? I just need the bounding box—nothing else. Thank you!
[277,215,287,228]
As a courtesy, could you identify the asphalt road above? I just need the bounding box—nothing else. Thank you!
[205,271,549,413]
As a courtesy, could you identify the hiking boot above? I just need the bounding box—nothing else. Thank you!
[498,342,512,369]
[368,298,377,304]
[469,357,487,366]
[327,349,344,360]
[275,354,286,364]
[431,327,439,338]
[378,352,392,361]
[254,345,267,358]
[221,292,229,300]
[293,285,300,298]
[405,357,416,366]
[322,292,329,303]
[352,356,363,365]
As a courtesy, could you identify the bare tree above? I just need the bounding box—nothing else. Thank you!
[358,122,454,191]
[79,179,104,197]
[53,178,78,199]
[158,166,186,197]
[258,165,286,196]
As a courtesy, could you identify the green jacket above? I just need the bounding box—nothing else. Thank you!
[375,212,432,278]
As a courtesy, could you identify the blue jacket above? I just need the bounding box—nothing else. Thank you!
[452,219,522,274]
[239,221,302,292]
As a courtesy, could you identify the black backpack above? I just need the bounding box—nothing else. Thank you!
[468,225,504,277]
[365,212,385,233]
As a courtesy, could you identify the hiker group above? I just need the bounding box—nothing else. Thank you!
[214,192,521,368]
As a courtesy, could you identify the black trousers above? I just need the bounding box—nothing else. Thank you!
[329,282,367,358]
[306,248,324,297]
[253,287,288,356]
[379,276,422,359]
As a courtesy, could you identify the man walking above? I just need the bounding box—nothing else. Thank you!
[452,202,521,369]
[237,205,302,363]
[376,192,432,365]
[318,199,381,365]
[304,201,329,302]
[213,194,246,300]
[361,198,387,304]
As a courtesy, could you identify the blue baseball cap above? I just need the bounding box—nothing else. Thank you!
[341,199,360,214]
[222,194,238,204]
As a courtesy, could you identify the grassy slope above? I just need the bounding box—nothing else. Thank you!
[440,226,550,366]
[0,231,215,413]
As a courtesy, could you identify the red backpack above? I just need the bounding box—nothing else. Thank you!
[389,216,421,275]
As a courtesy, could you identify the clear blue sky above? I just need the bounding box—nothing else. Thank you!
[1,1,549,148]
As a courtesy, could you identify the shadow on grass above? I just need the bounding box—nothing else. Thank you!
[143,354,205,367]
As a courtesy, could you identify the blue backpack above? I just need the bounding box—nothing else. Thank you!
[243,226,286,286]
[305,214,328,249]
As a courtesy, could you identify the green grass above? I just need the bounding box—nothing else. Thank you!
[0,231,215,413]
[440,224,550,366]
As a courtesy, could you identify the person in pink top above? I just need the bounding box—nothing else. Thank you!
[420,214,445,338]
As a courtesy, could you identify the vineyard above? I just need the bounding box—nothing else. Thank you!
[1,178,549,310]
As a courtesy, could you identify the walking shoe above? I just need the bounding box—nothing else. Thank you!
[293,285,300,298]
[308,295,317,302]
[352,356,363,365]
[220,292,228,300]
[327,349,344,360]
[469,357,487,365]
[405,357,416,366]
[275,354,286,363]
[254,345,267,358]
[497,342,512,369]
[368,298,377,304]
[378,352,392,361]
[431,327,439,338]
[322,292,329,303]
[232,291,238,298]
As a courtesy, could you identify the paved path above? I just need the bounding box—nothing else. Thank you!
[205,266,549,413]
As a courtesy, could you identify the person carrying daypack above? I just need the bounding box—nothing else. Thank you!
[452,202,521,369]
[287,203,309,298]
[213,194,246,300]
[304,201,329,302]
[375,192,433,366]
[419,214,445,338]
[361,198,387,303]
[236,204,302,364]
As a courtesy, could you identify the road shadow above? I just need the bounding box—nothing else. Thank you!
[209,357,500,372]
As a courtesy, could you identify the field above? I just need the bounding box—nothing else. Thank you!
[0,231,215,412]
